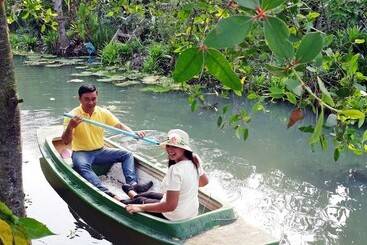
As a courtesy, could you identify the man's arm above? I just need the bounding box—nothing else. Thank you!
[61,116,82,145]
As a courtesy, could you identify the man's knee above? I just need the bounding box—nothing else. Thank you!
[120,150,133,161]
[73,160,91,172]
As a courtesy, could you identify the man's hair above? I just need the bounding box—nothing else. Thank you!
[78,84,97,97]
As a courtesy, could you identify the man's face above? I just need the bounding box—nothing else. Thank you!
[79,91,98,113]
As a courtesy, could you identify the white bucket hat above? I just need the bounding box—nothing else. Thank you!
[160,129,192,152]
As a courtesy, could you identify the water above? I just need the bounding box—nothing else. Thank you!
[15,55,367,244]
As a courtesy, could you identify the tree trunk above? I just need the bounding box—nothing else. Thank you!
[53,0,69,54]
[0,0,25,217]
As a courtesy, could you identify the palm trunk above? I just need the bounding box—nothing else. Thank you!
[53,0,69,54]
[0,0,25,217]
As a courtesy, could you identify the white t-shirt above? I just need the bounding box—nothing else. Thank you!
[160,160,199,221]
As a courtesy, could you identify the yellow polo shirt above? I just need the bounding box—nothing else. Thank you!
[64,106,119,151]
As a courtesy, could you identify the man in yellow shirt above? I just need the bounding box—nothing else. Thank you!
[62,84,152,200]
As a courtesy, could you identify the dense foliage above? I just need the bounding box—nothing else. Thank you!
[5,0,367,160]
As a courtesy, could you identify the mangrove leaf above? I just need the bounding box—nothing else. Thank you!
[285,79,303,96]
[309,107,324,144]
[334,148,340,161]
[173,47,203,83]
[264,17,294,61]
[296,32,323,63]
[204,16,253,49]
[205,48,242,92]
[317,77,334,106]
[339,109,365,119]
[261,0,285,10]
[236,0,260,9]
[17,217,54,239]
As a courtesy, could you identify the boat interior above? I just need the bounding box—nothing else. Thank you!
[52,138,223,213]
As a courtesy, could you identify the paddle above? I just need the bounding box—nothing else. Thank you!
[64,112,160,145]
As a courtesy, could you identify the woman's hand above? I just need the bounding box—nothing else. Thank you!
[126,204,144,214]
[135,130,146,138]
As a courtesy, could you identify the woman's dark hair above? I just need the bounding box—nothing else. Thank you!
[168,150,195,168]
[78,84,97,97]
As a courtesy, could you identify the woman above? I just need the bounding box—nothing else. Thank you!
[122,129,209,221]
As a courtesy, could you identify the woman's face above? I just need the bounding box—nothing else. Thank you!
[166,145,186,162]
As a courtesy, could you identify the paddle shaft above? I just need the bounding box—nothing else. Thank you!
[64,113,159,145]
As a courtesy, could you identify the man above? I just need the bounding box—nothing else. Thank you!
[62,84,152,200]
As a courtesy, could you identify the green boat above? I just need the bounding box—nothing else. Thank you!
[37,126,278,244]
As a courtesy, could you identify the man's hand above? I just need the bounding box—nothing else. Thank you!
[68,115,83,128]
[62,115,82,145]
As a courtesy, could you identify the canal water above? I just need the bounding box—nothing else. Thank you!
[15,56,367,245]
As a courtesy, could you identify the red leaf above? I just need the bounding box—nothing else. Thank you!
[287,108,304,128]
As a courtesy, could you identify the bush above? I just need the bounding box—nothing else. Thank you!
[9,33,37,51]
[100,39,143,65]
[42,31,59,52]
[142,42,170,74]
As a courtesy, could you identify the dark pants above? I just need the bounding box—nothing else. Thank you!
[129,191,163,204]
[124,192,166,219]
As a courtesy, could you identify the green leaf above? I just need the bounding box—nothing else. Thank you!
[261,0,285,10]
[229,114,241,124]
[173,47,203,83]
[354,39,365,44]
[295,32,323,63]
[307,12,320,20]
[205,48,242,91]
[320,135,328,151]
[247,92,259,100]
[285,79,303,96]
[317,77,334,106]
[264,17,294,61]
[265,64,289,77]
[334,148,340,161]
[190,99,197,112]
[309,107,324,144]
[222,105,229,114]
[339,109,365,119]
[16,217,54,239]
[204,16,253,49]
[342,54,359,76]
[234,127,249,141]
[236,0,260,9]
[348,144,363,155]
[217,116,223,128]
[252,102,265,112]
[363,130,367,143]
[299,125,314,133]
[269,86,284,99]
[0,202,15,223]
[243,128,249,140]
[286,92,297,104]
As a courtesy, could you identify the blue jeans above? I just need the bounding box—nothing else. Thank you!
[72,147,137,193]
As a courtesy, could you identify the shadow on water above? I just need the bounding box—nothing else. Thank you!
[67,207,105,241]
